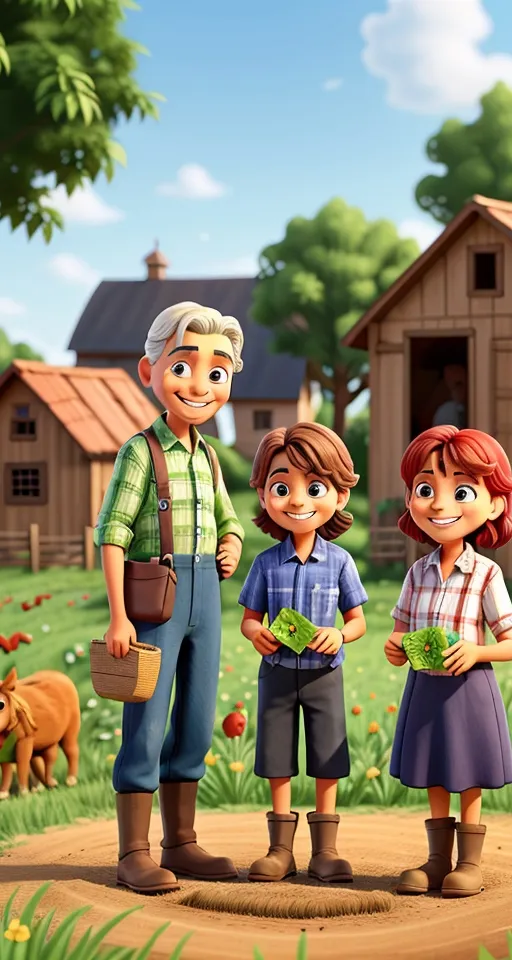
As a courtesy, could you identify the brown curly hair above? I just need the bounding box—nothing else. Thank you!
[250,422,359,542]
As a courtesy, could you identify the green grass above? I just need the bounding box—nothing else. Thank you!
[0,489,512,845]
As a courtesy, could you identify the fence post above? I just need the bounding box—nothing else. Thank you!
[29,524,40,574]
[84,526,95,571]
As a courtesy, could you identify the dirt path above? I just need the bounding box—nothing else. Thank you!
[2,811,512,960]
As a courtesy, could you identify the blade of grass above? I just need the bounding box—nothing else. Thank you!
[40,906,91,960]
[296,932,308,960]
[70,907,143,959]
[27,909,57,957]
[133,923,170,960]
[169,932,194,959]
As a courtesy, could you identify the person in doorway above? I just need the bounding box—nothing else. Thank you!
[385,425,512,898]
[239,423,367,883]
[432,364,467,429]
[95,301,245,894]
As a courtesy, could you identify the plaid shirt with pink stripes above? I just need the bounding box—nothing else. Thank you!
[392,543,512,652]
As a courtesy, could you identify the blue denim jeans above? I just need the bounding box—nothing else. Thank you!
[113,554,221,793]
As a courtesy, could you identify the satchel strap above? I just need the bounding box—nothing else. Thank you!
[142,427,174,563]
[204,442,220,491]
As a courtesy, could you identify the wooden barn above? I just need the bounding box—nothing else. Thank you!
[343,194,512,578]
[0,360,159,569]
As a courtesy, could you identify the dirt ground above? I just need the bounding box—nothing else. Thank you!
[2,811,512,960]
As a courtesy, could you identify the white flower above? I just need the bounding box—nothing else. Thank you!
[41,624,50,633]
[218,671,224,679]
[236,645,244,653]
[244,692,252,700]
[356,666,364,674]
[241,676,248,683]
[98,732,113,741]
[101,709,111,718]
[74,644,85,655]
[220,693,229,702]
[65,652,76,664]
[351,690,357,698]
[87,698,97,709]
[389,673,397,681]
[251,679,257,686]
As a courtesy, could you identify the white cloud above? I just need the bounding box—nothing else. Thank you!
[43,182,124,225]
[0,298,26,317]
[49,254,100,287]
[199,232,210,242]
[361,0,512,113]
[157,164,228,199]
[398,218,443,251]
[322,77,343,92]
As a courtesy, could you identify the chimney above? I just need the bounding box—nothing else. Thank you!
[144,241,169,280]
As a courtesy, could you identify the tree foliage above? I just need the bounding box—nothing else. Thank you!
[0,0,163,241]
[252,198,419,436]
[415,83,512,224]
[0,328,43,373]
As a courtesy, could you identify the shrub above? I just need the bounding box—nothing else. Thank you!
[203,436,252,492]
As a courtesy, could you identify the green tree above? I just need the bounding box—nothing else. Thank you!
[0,0,163,241]
[415,82,512,225]
[0,328,43,373]
[252,198,419,436]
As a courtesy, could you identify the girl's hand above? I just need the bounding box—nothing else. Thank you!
[248,625,281,657]
[308,627,343,655]
[442,640,479,676]
[384,636,408,666]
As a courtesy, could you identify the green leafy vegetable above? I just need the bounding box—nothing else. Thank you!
[269,608,317,654]
[402,627,460,671]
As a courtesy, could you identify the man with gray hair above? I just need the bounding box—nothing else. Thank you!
[95,301,245,893]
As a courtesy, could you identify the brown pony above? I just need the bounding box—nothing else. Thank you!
[0,668,80,799]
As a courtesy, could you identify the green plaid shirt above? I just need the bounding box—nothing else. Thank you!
[94,415,244,560]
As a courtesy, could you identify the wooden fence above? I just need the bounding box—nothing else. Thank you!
[0,525,96,572]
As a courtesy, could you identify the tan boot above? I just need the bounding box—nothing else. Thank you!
[248,812,299,882]
[397,817,455,894]
[307,813,353,882]
[159,781,237,880]
[442,823,486,898]
[116,793,179,894]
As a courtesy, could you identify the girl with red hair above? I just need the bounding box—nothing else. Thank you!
[385,426,512,899]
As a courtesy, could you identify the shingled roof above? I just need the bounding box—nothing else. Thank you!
[68,277,306,401]
[0,360,160,457]
[343,195,512,351]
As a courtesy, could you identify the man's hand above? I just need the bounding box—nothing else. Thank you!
[308,627,343,655]
[384,635,408,666]
[216,534,242,579]
[442,640,479,676]
[105,616,136,659]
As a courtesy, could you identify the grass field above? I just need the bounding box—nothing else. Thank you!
[1,488,512,845]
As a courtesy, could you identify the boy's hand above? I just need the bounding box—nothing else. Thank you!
[308,627,343,655]
[384,636,408,666]
[248,625,281,656]
[216,535,242,578]
[442,640,479,676]
[105,617,136,658]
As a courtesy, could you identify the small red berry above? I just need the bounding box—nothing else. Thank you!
[352,705,362,716]
[222,711,247,739]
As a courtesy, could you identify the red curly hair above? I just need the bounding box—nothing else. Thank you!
[398,426,512,549]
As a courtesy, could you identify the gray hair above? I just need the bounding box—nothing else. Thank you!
[144,301,244,373]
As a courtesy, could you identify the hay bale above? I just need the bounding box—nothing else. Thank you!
[178,882,394,918]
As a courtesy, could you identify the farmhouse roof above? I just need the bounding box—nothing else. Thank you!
[68,276,306,401]
[0,360,160,457]
[342,195,512,350]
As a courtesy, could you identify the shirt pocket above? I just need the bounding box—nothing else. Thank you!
[311,582,340,625]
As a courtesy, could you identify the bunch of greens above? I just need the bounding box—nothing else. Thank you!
[402,626,460,671]
[269,608,317,654]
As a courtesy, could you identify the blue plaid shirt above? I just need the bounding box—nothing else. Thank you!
[238,534,368,670]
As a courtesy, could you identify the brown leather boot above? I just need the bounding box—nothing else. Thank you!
[248,812,299,882]
[307,812,353,882]
[442,823,486,898]
[159,781,237,880]
[397,817,456,894]
[116,792,179,894]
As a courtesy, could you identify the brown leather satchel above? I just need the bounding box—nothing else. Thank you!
[123,427,177,624]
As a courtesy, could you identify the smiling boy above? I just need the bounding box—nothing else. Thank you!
[95,301,245,894]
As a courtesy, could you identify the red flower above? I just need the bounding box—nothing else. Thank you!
[351,705,362,716]
[42,594,52,600]
[67,600,76,607]
[234,700,244,709]
[3,597,12,604]
[224,665,234,673]
[21,602,32,611]
[369,692,376,700]
[387,704,397,713]
[34,596,43,606]
[81,594,90,600]
[222,710,247,738]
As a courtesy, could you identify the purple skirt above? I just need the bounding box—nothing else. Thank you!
[390,664,512,793]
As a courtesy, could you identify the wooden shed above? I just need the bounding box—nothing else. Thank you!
[0,360,158,568]
[343,194,512,578]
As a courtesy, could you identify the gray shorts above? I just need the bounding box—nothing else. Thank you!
[255,662,349,780]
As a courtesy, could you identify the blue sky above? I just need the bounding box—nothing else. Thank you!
[2,0,512,366]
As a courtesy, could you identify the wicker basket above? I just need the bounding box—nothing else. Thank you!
[89,637,161,703]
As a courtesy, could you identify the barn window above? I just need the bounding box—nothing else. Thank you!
[10,405,37,440]
[4,463,48,505]
[468,245,504,296]
[253,410,272,430]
